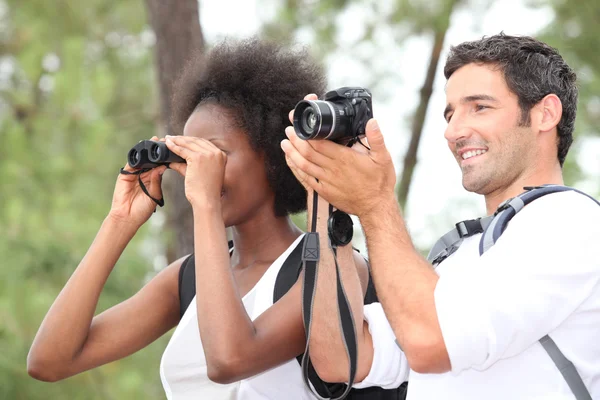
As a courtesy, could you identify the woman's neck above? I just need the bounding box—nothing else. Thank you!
[229,210,303,268]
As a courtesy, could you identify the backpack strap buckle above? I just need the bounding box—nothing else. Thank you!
[455,218,485,238]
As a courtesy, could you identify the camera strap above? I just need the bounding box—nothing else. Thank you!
[300,190,358,400]
[119,167,165,208]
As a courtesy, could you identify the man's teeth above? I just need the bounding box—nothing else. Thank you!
[462,149,487,160]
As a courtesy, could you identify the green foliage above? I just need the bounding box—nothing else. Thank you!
[0,0,170,398]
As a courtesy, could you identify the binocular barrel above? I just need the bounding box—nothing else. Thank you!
[127,140,185,169]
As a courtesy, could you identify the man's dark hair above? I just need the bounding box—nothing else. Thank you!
[444,33,578,166]
[171,37,326,216]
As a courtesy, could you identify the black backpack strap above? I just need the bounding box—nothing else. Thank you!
[178,254,195,320]
[178,240,234,319]
[272,236,306,303]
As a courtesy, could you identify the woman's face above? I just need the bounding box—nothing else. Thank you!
[182,103,275,227]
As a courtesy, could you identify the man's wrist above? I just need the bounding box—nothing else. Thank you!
[359,194,399,224]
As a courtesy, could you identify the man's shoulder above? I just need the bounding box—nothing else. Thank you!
[494,189,600,259]
[514,189,600,225]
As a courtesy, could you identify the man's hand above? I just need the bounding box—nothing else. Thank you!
[281,114,397,217]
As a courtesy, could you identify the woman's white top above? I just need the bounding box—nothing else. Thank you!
[160,235,315,399]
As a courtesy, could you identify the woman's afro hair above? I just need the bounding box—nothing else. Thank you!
[171,37,326,216]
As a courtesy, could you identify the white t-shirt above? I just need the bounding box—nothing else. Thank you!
[160,234,317,400]
[359,190,600,399]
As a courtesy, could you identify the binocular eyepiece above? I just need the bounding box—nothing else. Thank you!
[127,140,185,169]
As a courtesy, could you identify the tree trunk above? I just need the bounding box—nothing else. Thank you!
[396,2,457,211]
[144,0,205,261]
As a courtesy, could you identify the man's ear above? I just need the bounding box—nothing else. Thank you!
[535,94,562,133]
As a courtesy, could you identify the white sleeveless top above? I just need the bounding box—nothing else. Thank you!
[160,235,316,399]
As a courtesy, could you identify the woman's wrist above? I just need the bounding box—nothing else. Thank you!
[104,213,140,237]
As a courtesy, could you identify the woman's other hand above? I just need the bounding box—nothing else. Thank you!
[165,135,227,208]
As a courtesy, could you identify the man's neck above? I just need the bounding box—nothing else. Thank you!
[484,164,564,215]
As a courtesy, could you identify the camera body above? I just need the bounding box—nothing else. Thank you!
[127,140,185,169]
[292,87,373,145]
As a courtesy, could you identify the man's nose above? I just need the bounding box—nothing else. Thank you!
[444,116,473,143]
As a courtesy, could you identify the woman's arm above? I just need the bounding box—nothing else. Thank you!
[27,216,182,382]
[165,134,321,383]
[190,196,370,385]
[189,202,307,383]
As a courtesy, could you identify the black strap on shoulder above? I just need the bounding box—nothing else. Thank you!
[178,240,233,319]
[178,254,195,319]
[272,236,306,304]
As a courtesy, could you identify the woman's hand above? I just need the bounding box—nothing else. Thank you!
[165,135,227,208]
[108,136,167,228]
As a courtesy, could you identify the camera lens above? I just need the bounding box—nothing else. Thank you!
[293,100,336,140]
[302,108,317,133]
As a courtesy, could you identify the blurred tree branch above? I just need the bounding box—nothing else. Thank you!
[144,0,205,261]
[396,0,459,210]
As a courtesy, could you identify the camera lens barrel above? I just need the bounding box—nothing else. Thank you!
[292,87,372,144]
[293,100,338,140]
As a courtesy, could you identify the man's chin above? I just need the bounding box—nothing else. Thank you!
[462,176,491,195]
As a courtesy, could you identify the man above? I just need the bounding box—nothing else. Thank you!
[280,33,600,399]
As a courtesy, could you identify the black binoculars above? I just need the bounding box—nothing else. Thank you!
[127,140,185,169]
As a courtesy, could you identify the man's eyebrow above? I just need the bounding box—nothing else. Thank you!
[462,94,498,103]
[444,94,499,120]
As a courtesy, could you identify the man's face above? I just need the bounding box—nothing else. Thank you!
[444,63,535,195]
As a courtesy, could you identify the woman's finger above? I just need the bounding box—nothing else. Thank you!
[148,165,167,198]
[168,162,187,177]
[165,137,196,160]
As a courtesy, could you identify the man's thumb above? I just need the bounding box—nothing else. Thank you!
[365,119,386,152]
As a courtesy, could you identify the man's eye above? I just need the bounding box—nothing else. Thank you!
[445,114,453,123]
[475,104,488,112]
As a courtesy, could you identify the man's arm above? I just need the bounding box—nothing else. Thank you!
[282,118,451,373]
[360,195,450,373]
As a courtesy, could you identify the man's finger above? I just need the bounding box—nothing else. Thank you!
[365,119,388,155]
[285,127,347,161]
[280,139,326,182]
[285,155,322,193]
[288,93,319,123]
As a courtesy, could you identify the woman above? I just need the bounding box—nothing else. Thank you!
[27,38,368,399]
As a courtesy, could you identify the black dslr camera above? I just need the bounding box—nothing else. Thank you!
[127,140,185,169]
[292,87,373,145]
